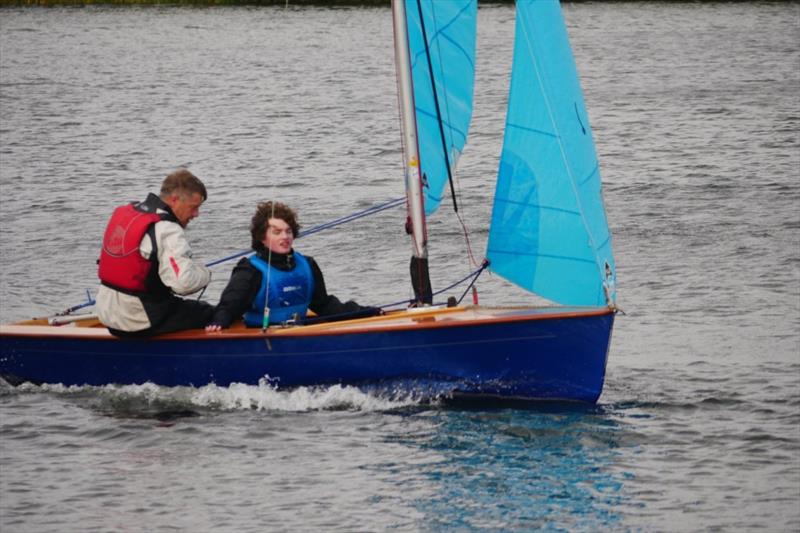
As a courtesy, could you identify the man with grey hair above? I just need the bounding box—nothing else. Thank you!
[96,168,214,337]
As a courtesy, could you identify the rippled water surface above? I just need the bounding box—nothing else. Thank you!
[1,3,799,532]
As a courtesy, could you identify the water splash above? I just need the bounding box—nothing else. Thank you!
[190,378,429,412]
[7,378,438,416]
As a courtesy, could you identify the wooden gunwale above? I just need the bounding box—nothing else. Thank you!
[0,305,614,340]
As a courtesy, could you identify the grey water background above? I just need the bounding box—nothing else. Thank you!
[0,2,798,531]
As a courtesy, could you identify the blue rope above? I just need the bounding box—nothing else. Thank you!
[292,262,489,325]
[298,197,406,239]
[456,259,490,304]
[205,196,405,268]
[57,197,406,315]
[55,289,96,316]
[379,261,488,310]
[59,197,489,317]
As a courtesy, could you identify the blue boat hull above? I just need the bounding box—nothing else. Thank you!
[0,307,614,402]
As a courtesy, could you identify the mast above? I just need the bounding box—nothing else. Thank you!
[392,0,432,305]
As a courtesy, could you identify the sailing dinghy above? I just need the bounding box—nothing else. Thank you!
[0,0,616,403]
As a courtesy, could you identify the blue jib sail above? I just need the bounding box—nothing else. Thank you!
[405,0,477,215]
[486,0,616,307]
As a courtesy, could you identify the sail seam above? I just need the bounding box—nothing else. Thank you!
[415,108,468,144]
[578,164,600,186]
[488,249,596,264]
[409,3,475,72]
[506,122,558,139]
[494,197,581,216]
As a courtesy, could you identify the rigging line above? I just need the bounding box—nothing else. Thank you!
[300,197,405,238]
[456,259,489,304]
[415,0,459,213]
[448,153,478,269]
[380,261,486,310]
[422,1,476,270]
[57,197,405,315]
[61,247,486,319]
[455,209,479,269]
[204,197,405,268]
[261,200,276,331]
[54,291,96,316]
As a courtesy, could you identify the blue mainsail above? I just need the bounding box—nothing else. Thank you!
[405,0,477,215]
[486,0,616,307]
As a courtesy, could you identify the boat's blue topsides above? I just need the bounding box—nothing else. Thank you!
[0,305,614,402]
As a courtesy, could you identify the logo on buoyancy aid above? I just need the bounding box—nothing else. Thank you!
[104,224,128,256]
[282,285,302,293]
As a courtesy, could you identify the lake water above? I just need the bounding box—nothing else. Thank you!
[1,2,799,531]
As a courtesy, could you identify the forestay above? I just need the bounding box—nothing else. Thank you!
[405,0,477,215]
[486,0,616,307]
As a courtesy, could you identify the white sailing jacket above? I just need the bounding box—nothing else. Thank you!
[96,219,211,332]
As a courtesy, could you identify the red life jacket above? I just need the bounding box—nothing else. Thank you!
[98,203,164,293]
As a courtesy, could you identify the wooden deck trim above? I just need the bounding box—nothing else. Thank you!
[260,306,614,338]
[0,306,614,341]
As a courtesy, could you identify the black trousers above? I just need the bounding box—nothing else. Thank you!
[108,297,215,338]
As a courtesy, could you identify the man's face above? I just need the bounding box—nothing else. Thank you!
[167,192,204,227]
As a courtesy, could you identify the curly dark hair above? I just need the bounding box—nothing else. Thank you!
[251,201,301,253]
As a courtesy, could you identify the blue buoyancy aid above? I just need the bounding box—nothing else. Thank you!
[244,252,314,327]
